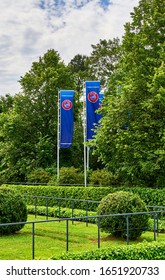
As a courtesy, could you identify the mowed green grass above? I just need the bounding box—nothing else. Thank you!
[0,215,165,260]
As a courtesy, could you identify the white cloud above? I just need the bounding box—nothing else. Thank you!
[0,0,139,96]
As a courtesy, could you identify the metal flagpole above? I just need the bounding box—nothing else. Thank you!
[57,90,60,181]
[83,83,87,187]
[87,146,90,170]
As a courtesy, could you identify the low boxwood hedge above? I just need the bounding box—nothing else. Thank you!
[52,241,165,260]
[27,205,96,223]
[27,205,165,233]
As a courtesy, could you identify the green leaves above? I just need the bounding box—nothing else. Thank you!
[97,191,149,240]
[0,50,80,182]
[93,0,165,187]
[52,241,165,260]
[86,38,121,88]
[0,187,27,235]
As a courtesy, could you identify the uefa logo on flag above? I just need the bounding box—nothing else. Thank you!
[88,91,99,103]
[62,99,72,110]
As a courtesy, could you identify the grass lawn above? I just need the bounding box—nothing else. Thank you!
[1,215,165,260]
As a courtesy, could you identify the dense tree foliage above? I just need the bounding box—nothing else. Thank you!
[93,0,165,187]
[1,0,164,187]
[85,38,121,88]
[0,94,14,113]
[0,50,83,182]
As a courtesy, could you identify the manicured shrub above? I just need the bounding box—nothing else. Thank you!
[0,187,27,235]
[57,167,84,185]
[97,191,149,240]
[26,168,51,184]
[89,169,118,186]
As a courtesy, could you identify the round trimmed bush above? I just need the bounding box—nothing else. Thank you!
[97,191,149,240]
[0,187,27,235]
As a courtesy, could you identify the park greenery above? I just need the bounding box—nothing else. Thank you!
[97,191,149,240]
[0,183,165,259]
[1,214,165,260]
[0,187,27,234]
[0,0,165,187]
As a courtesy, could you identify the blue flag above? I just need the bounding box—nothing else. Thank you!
[60,90,74,148]
[85,81,100,140]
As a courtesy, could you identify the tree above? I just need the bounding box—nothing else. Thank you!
[68,54,88,111]
[0,49,83,182]
[85,38,121,88]
[0,94,14,113]
[93,0,165,187]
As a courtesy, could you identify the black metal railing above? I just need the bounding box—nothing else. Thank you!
[23,195,100,219]
[1,209,165,260]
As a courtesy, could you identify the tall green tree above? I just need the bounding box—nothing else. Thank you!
[86,38,121,88]
[93,0,165,187]
[68,54,88,116]
[0,49,83,182]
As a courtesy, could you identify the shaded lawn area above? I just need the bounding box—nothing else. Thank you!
[0,215,165,260]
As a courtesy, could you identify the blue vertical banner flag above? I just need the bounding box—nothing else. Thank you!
[85,81,100,140]
[60,90,74,148]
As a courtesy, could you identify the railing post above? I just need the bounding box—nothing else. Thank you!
[46,197,48,220]
[66,219,69,252]
[34,197,37,218]
[72,200,74,225]
[86,201,88,227]
[154,213,157,241]
[126,215,129,245]
[156,207,159,236]
[32,222,35,260]
[98,217,101,249]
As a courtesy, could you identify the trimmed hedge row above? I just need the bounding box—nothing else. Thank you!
[1,184,165,211]
[27,205,165,233]
[27,205,96,222]
[52,241,165,260]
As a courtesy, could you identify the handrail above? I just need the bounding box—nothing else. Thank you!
[1,209,165,260]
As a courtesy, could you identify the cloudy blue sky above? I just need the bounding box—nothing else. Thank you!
[0,0,139,96]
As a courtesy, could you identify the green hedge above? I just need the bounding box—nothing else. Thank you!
[27,205,165,233]
[27,205,96,222]
[1,184,165,211]
[52,241,165,260]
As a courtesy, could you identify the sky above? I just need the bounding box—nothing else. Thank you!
[0,0,139,96]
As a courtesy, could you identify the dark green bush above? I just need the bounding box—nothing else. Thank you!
[89,169,115,186]
[0,188,27,235]
[57,167,84,185]
[26,168,51,183]
[97,191,149,240]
